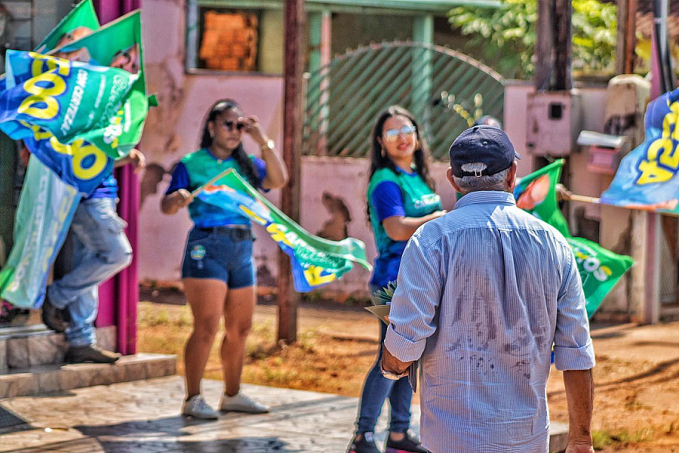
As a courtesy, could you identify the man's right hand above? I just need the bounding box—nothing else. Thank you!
[173,189,193,208]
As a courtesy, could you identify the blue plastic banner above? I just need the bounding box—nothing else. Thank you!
[602,88,679,213]
[0,157,81,308]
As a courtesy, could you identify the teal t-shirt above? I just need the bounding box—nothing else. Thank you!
[367,167,442,288]
[166,148,267,227]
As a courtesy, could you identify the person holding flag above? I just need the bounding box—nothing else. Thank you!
[161,99,287,419]
[40,27,147,364]
[348,106,443,453]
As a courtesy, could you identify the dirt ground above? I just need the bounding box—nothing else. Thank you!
[137,291,679,452]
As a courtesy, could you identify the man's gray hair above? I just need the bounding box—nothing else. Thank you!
[453,163,511,193]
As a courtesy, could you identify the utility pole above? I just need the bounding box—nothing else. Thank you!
[278,0,305,344]
[615,0,638,75]
[534,0,572,91]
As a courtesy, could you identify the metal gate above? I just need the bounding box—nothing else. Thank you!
[303,41,505,160]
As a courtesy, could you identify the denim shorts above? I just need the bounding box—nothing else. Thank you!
[181,226,256,288]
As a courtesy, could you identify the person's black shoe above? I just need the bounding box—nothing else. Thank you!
[385,432,428,453]
[41,296,68,333]
[347,432,380,453]
[64,344,121,364]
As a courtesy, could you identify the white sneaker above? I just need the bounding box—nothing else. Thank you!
[220,392,270,414]
[182,394,218,420]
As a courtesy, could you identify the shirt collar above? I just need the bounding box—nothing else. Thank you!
[453,190,516,210]
[204,147,233,162]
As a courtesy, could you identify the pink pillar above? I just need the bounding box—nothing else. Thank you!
[93,0,142,354]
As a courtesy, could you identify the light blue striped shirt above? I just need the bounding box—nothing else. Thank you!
[384,190,595,453]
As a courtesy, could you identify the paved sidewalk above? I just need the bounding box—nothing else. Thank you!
[0,376,420,452]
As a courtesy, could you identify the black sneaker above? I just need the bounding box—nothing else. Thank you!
[64,344,121,364]
[41,296,69,333]
[347,432,380,453]
[385,432,428,453]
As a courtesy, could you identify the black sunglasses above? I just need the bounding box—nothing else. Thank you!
[220,120,246,131]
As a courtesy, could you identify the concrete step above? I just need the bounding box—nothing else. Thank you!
[0,326,117,371]
[0,353,176,399]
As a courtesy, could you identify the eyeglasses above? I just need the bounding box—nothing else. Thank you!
[383,125,416,142]
[220,120,246,132]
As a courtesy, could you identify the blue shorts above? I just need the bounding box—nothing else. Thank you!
[181,226,256,288]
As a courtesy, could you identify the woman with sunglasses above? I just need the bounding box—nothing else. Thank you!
[348,106,444,453]
[161,99,287,419]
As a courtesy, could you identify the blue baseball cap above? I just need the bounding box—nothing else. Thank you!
[449,125,521,177]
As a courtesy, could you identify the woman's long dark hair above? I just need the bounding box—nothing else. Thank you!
[366,106,435,219]
[200,99,259,187]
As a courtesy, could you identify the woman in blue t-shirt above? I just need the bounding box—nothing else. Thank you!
[348,106,444,453]
[161,99,288,419]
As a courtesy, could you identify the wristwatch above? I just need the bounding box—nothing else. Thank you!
[260,139,275,151]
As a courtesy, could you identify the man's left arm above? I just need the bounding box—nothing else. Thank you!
[554,247,596,452]
[564,369,595,453]
[382,231,442,375]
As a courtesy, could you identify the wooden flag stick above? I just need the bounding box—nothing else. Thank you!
[567,194,602,204]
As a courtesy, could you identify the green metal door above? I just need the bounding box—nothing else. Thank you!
[303,41,505,160]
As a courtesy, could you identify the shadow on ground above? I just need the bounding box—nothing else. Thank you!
[9,416,303,452]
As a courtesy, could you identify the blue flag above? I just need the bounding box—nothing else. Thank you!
[0,50,138,148]
[0,157,82,308]
[602,88,679,213]
[18,122,114,196]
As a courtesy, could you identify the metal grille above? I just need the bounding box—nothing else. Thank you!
[303,41,505,160]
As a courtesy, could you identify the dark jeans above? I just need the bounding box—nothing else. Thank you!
[356,315,412,434]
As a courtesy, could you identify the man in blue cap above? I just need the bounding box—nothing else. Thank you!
[380,125,596,453]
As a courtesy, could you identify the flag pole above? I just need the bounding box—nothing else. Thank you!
[278,0,305,344]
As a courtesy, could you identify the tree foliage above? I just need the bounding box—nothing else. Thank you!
[449,0,617,79]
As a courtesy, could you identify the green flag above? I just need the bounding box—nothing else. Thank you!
[514,159,634,316]
[34,0,99,53]
[514,159,570,237]
[566,236,634,317]
[195,170,372,292]
[46,10,147,158]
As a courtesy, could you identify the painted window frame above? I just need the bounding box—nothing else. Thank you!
[185,0,283,76]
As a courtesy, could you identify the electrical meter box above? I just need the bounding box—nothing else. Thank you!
[525,91,582,156]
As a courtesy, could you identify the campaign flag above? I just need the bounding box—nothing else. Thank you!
[0,156,81,308]
[196,170,372,292]
[514,160,634,317]
[515,159,570,237]
[601,88,679,213]
[0,50,138,146]
[0,0,113,195]
[19,122,114,196]
[35,0,100,53]
[47,10,148,158]
[27,0,112,196]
